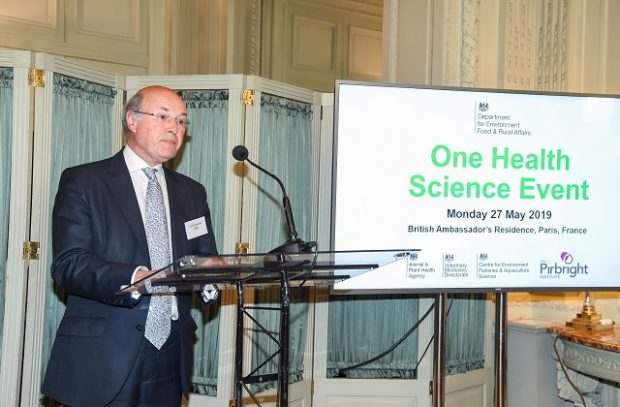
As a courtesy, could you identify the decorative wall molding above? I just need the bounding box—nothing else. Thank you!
[461,0,481,87]
[383,0,399,82]
[504,0,535,89]
[535,0,568,91]
[556,363,603,407]
[562,341,620,383]
[555,338,620,406]
[443,0,456,84]
[248,0,259,75]
[503,0,569,91]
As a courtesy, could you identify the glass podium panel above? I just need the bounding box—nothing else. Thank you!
[117,249,419,299]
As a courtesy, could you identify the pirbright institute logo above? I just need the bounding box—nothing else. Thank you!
[560,251,573,264]
[539,251,588,278]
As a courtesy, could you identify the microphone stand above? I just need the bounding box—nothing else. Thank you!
[230,145,316,407]
[233,145,316,255]
[246,156,316,254]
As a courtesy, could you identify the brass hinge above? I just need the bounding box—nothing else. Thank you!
[28,68,44,87]
[22,241,40,260]
[241,89,255,106]
[235,242,249,254]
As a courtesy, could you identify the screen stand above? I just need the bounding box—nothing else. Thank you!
[494,292,507,407]
[432,293,447,407]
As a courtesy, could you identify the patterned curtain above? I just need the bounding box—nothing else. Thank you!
[0,67,13,365]
[250,94,314,390]
[327,294,486,378]
[255,94,313,251]
[173,89,229,396]
[327,295,420,378]
[446,294,486,375]
[41,73,117,380]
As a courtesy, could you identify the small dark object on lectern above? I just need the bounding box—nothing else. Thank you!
[269,239,317,255]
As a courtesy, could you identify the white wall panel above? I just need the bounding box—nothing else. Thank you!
[0,0,57,26]
[72,0,139,39]
[292,16,336,71]
[66,0,147,65]
[263,0,382,92]
[348,26,381,80]
[0,0,63,45]
[0,0,147,69]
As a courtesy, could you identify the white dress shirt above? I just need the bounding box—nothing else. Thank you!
[123,145,178,319]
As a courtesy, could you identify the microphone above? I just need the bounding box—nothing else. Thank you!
[232,145,316,254]
[232,145,249,161]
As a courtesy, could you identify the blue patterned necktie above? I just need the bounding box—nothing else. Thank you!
[142,167,172,350]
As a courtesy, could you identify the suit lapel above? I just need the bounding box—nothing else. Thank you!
[105,150,150,258]
[164,168,185,260]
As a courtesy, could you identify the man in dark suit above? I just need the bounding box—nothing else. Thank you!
[42,85,218,406]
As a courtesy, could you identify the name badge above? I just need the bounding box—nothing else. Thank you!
[185,217,208,240]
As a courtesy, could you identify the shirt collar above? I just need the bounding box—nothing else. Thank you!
[123,145,164,173]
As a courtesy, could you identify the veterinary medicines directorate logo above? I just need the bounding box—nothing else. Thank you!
[539,251,588,279]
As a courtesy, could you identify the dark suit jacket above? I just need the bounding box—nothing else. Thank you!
[41,149,218,406]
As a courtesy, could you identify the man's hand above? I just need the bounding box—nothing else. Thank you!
[134,268,153,282]
[198,256,228,268]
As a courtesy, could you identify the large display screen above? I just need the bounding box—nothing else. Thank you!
[331,81,620,291]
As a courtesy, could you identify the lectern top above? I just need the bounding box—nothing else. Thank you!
[117,249,418,298]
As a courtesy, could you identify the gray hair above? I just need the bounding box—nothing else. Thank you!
[121,92,144,138]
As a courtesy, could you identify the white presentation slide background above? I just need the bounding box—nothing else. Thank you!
[332,82,620,291]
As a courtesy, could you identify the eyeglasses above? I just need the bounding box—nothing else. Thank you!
[134,110,190,129]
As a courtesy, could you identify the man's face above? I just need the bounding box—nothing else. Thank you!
[126,87,187,166]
